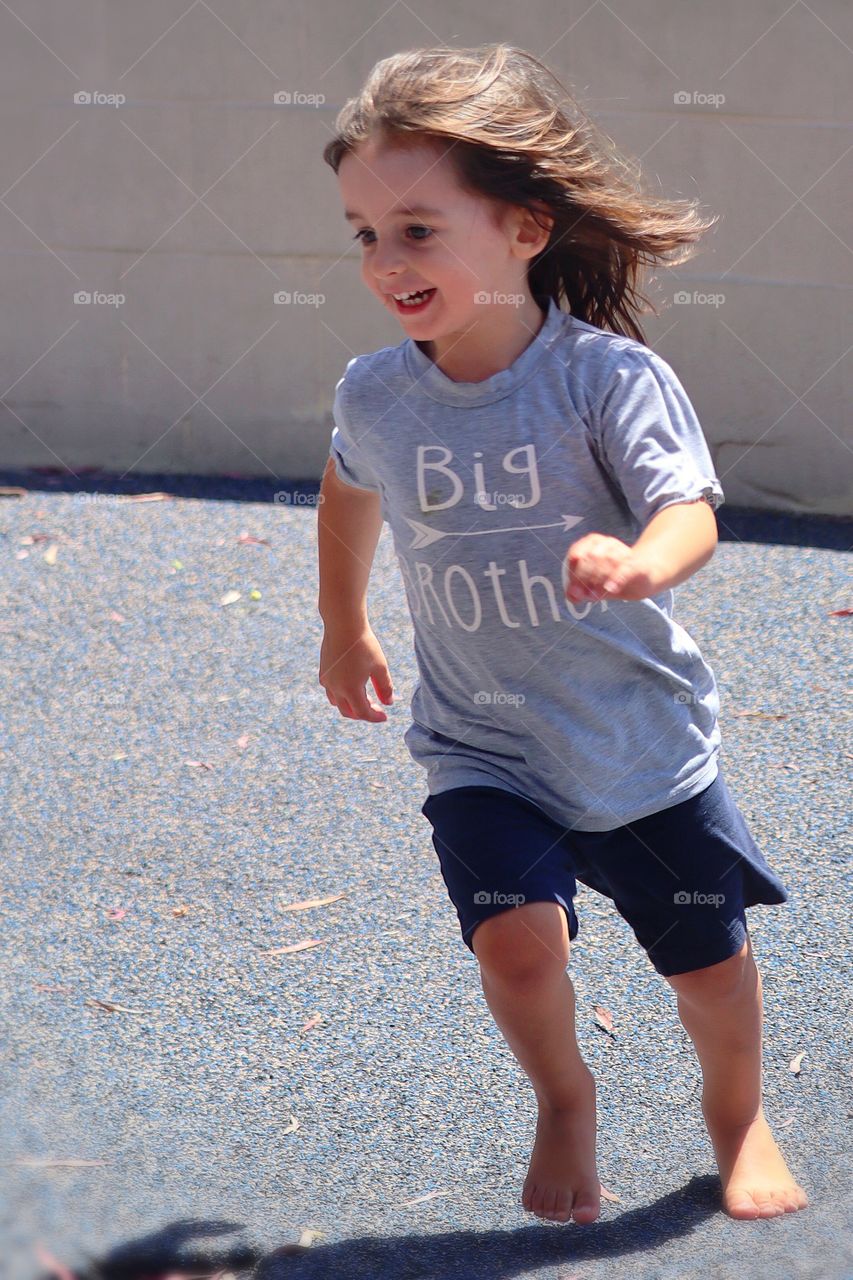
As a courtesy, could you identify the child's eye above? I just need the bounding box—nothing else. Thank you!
[352,226,433,245]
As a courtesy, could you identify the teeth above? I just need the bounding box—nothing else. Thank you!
[394,289,432,302]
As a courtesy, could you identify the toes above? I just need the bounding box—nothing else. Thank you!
[521,1183,575,1222]
[550,1193,573,1222]
[777,1186,808,1213]
[752,1192,785,1217]
[541,1187,560,1220]
[724,1189,763,1219]
[725,1198,760,1219]
[521,1177,539,1214]
[725,1184,809,1219]
[572,1189,601,1224]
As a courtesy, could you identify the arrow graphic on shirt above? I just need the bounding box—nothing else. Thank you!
[405,513,583,550]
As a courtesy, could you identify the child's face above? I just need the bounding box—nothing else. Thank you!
[337,135,538,338]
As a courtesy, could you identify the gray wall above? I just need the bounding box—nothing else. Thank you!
[1,3,850,514]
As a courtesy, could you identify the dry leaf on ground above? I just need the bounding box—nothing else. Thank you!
[85,998,147,1014]
[402,1189,451,1206]
[16,1157,108,1168]
[34,1244,78,1280]
[265,939,325,956]
[593,1005,615,1036]
[731,710,788,719]
[118,492,173,503]
[280,893,346,912]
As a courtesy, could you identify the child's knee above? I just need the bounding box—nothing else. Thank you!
[472,900,570,983]
[666,938,752,1003]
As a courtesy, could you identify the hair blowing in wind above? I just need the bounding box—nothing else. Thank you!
[323,43,718,346]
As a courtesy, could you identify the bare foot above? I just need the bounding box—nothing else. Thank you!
[704,1107,810,1219]
[521,1067,600,1224]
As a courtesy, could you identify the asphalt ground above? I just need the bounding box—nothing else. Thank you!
[0,469,851,1280]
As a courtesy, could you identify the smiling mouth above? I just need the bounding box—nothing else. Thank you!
[390,288,437,313]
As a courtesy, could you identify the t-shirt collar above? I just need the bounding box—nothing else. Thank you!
[402,296,569,406]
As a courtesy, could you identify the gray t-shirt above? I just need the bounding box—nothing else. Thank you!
[328,296,726,832]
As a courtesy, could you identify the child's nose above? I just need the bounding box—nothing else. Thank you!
[371,245,407,279]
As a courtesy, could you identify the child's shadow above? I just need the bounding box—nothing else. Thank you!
[39,1175,722,1280]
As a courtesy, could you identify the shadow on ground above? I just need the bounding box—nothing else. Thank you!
[35,1177,722,1280]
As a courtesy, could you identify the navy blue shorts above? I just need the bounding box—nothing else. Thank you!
[419,766,790,977]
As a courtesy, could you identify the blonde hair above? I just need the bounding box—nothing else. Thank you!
[323,43,718,346]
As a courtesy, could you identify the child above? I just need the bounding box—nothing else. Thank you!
[317,43,808,1225]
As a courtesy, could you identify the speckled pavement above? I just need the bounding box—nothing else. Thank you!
[0,470,850,1280]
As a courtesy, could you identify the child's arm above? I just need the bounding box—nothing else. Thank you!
[566,500,718,603]
[629,498,719,590]
[318,456,384,630]
[317,457,394,722]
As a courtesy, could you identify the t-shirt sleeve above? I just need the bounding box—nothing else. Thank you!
[593,349,724,528]
[328,368,382,493]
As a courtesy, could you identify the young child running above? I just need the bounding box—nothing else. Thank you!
[317,43,808,1225]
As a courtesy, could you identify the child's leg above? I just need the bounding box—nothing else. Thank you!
[472,900,600,1225]
[666,931,809,1218]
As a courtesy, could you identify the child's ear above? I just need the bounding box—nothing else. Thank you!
[532,201,556,242]
[514,203,554,257]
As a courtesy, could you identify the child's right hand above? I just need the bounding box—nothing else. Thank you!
[319,622,395,722]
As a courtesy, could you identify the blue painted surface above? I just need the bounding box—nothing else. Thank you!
[0,473,850,1280]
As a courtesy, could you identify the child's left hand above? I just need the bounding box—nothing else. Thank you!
[565,533,663,602]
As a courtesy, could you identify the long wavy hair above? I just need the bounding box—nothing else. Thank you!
[323,43,718,346]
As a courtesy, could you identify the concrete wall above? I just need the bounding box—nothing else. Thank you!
[1,3,850,514]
